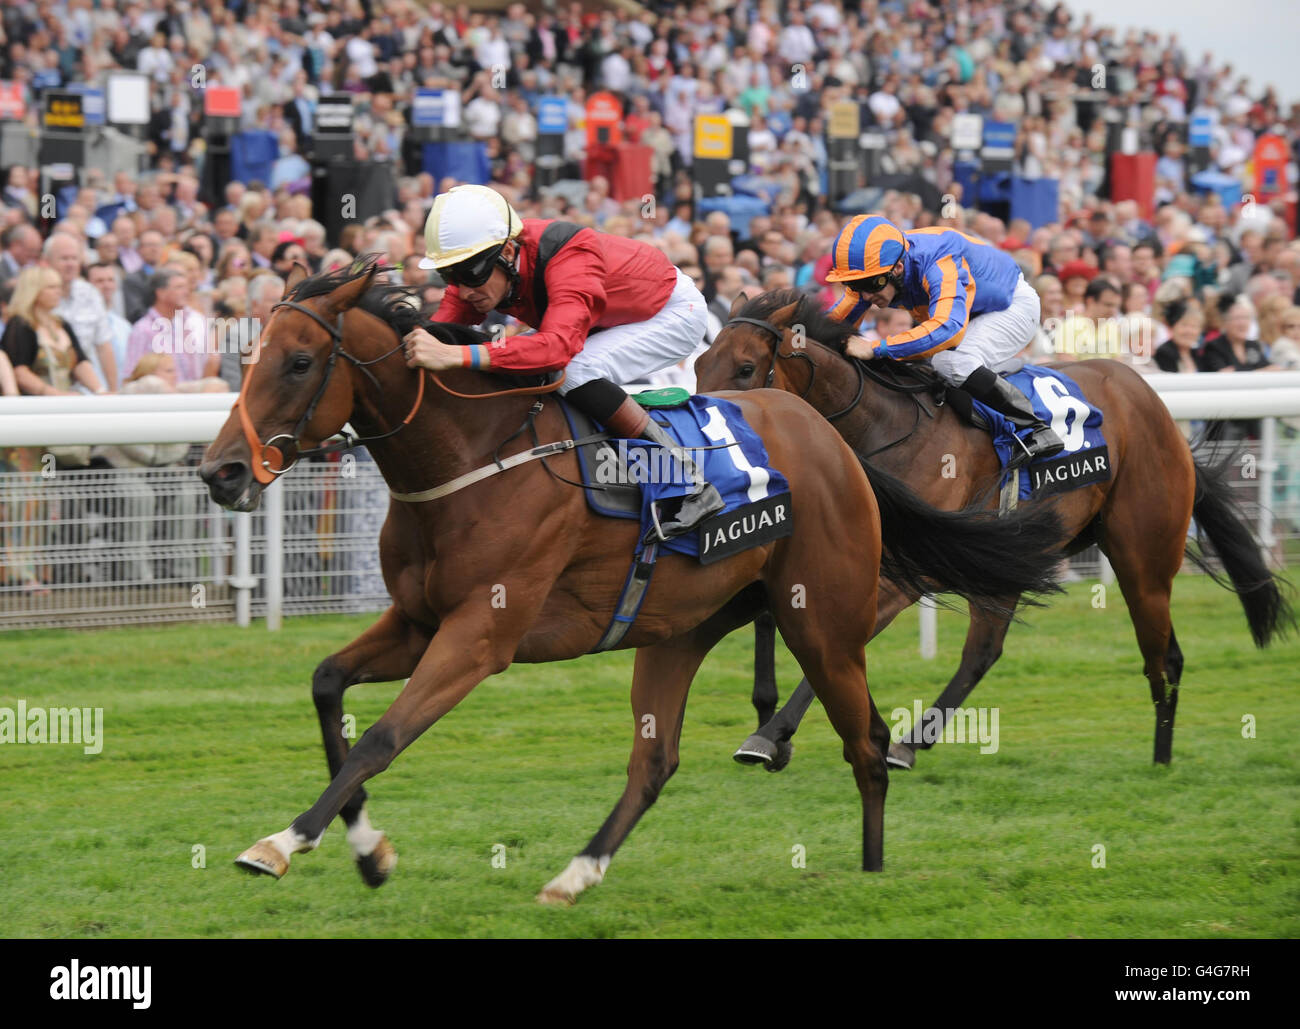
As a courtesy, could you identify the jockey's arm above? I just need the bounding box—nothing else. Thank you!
[826,286,873,328]
[409,237,610,374]
[825,288,879,360]
[875,256,974,361]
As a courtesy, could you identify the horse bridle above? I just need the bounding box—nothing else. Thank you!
[233,299,425,485]
[722,316,866,422]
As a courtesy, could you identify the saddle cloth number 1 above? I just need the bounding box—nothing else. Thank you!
[700,405,773,503]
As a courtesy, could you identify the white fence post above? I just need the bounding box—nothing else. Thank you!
[919,595,937,659]
[231,511,254,628]
[1099,551,1115,586]
[265,477,284,631]
[1259,417,1277,562]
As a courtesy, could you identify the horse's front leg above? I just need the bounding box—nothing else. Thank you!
[736,579,914,771]
[887,599,1014,769]
[234,604,524,883]
[310,605,434,886]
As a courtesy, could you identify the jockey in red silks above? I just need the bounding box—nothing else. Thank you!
[401,185,722,537]
[830,214,1064,468]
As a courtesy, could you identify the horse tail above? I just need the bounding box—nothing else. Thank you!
[859,457,1065,610]
[1186,456,1295,647]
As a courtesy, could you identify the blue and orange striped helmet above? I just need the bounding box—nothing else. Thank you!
[826,215,909,282]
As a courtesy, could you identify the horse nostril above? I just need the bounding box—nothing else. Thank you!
[199,460,247,487]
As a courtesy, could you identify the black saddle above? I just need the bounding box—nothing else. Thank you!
[554,398,643,520]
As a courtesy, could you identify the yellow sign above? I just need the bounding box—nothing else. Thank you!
[44,96,85,129]
[828,101,859,140]
[694,115,732,160]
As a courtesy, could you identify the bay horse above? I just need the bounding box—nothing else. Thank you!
[695,288,1292,771]
[198,262,1065,901]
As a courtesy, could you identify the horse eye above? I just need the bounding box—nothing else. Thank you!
[738,363,756,379]
[291,354,312,373]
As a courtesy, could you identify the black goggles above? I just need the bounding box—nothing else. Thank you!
[442,243,506,288]
[847,272,893,294]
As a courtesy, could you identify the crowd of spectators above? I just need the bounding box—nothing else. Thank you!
[1,0,1299,591]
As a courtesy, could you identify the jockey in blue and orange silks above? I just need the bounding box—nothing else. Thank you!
[830,214,1064,468]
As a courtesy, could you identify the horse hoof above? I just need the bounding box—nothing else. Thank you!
[733,733,776,765]
[766,739,793,772]
[886,742,916,770]
[235,840,289,879]
[535,887,576,907]
[355,834,397,889]
[733,735,794,771]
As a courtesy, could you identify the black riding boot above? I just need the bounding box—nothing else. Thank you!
[634,414,726,538]
[963,366,1065,469]
[567,378,725,539]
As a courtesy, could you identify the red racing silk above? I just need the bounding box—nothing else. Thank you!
[430,219,678,372]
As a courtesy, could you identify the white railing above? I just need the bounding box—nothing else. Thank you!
[1,376,1298,635]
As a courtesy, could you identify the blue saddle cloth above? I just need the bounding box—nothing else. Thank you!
[971,366,1110,500]
[560,394,792,563]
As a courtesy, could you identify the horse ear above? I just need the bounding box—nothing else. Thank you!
[322,263,377,315]
[285,262,308,292]
[769,300,800,327]
[728,292,749,319]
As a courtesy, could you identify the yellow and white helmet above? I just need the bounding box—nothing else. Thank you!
[418,185,523,283]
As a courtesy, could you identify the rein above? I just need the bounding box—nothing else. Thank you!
[429,369,566,399]
[722,316,864,422]
[234,299,425,484]
[720,314,939,456]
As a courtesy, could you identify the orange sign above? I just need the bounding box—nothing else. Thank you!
[0,81,24,121]
[585,91,622,149]
[1253,134,1289,200]
[204,86,242,118]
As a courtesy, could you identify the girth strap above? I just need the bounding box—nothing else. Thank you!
[389,432,609,503]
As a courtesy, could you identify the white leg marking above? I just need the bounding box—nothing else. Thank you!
[346,809,384,859]
[264,826,322,862]
[541,855,611,901]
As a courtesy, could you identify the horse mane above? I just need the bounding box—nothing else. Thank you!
[736,287,857,355]
[284,255,491,346]
[737,287,942,397]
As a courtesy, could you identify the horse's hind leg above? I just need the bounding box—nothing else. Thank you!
[1104,537,1184,764]
[766,554,887,868]
[311,606,432,885]
[538,596,759,905]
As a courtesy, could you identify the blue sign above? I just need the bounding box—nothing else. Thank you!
[1189,112,1213,148]
[412,88,449,127]
[537,96,567,136]
[68,84,105,125]
[982,120,1016,154]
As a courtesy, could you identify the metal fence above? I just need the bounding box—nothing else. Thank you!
[3,429,1298,632]
[0,449,391,631]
